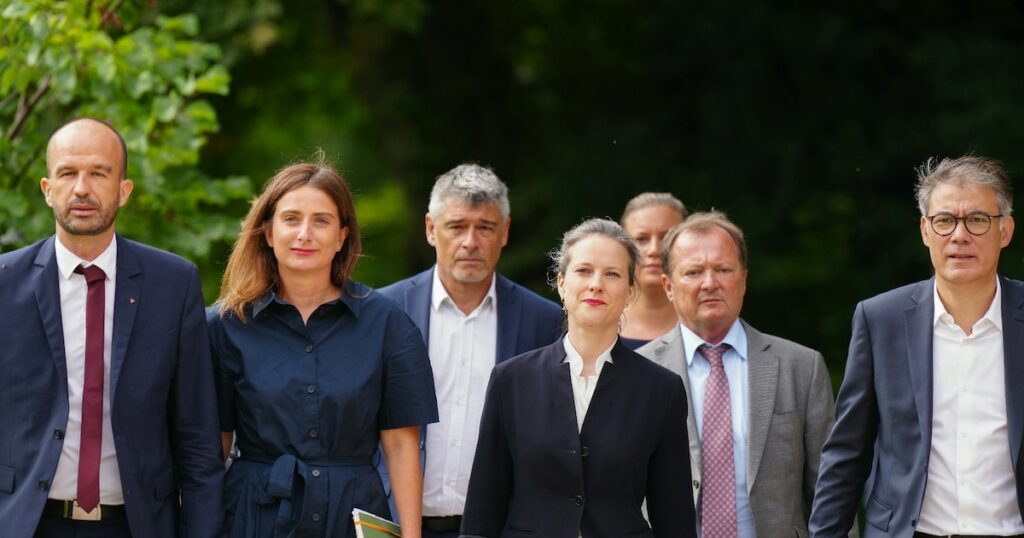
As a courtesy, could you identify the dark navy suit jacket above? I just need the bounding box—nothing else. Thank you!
[810,277,1024,537]
[459,339,697,538]
[0,235,224,538]
[374,267,563,506]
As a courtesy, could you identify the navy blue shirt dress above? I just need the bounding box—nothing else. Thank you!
[208,281,438,537]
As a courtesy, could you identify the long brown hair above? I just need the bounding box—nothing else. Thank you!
[216,157,361,321]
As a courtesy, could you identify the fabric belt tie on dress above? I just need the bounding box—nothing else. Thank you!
[242,454,373,538]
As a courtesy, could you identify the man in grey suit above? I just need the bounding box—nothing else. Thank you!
[811,156,1024,537]
[637,211,840,538]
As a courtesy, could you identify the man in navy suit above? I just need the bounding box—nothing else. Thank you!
[0,118,224,537]
[810,156,1024,537]
[377,163,562,537]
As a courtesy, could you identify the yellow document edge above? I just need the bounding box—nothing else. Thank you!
[352,508,402,538]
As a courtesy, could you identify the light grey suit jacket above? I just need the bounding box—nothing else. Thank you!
[637,320,851,538]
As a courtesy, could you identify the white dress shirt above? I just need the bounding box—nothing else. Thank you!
[561,336,615,433]
[680,321,755,538]
[50,236,124,504]
[917,280,1024,535]
[422,269,498,517]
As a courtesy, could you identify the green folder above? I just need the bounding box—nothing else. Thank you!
[352,508,402,538]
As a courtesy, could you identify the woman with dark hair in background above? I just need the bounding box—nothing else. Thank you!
[460,218,696,538]
[619,193,687,349]
[209,157,438,538]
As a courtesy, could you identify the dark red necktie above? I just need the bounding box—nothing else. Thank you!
[74,264,105,512]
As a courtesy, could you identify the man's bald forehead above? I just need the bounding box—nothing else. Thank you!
[46,117,128,179]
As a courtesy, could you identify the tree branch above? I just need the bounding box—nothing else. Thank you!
[7,74,52,142]
[101,0,126,27]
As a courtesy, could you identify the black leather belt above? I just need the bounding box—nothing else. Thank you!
[423,515,462,533]
[917,528,1024,532]
[43,499,126,521]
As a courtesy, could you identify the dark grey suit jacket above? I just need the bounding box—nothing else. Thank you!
[810,277,1024,537]
[638,319,842,538]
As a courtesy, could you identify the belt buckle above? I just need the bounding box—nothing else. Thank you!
[70,500,102,521]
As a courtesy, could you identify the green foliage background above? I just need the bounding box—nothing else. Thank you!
[5,0,1024,379]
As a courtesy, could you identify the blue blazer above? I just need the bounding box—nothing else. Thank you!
[374,268,563,503]
[810,277,1024,537]
[0,236,224,538]
[459,339,697,538]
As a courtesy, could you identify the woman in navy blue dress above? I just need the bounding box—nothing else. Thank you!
[209,158,438,537]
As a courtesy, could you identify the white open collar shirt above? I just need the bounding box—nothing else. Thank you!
[422,269,498,517]
[561,336,615,433]
[917,279,1024,535]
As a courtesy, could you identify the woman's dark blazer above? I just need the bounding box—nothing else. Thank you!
[460,338,697,538]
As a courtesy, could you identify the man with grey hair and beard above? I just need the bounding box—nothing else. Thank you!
[376,163,562,537]
[811,155,1024,537]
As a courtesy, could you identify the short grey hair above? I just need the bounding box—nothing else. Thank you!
[548,218,641,290]
[620,192,687,223]
[915,155,1013,216]
[428,164,510,219]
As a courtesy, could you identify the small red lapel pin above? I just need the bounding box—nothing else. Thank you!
[129,297,136,304]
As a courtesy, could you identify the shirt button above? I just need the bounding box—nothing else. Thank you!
[53,429,64,439]
[309,429,318,438]
[311,469,321,478]
[312,512,321,522]
[306,385,316,394]
[574,494,584,506]
[38,480,49,490]
[305,345,313,353]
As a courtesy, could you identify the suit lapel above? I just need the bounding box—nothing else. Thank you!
[109,236,141,406]
[579,341,629,438]
[32,237,68,382]
[743,321,778,493]
[495,274,520,363]
[546,341,579,438]
[406,269,432,343]
[1000,277,1024,472]
[640,327,702,486]
[904,280,935,450]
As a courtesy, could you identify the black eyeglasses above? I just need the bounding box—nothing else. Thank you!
[925,211,1004,236]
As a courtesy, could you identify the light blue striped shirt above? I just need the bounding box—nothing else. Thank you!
[680,321,755,538]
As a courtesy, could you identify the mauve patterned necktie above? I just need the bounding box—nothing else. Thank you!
[698,343,736,538]
[74,264,105,512]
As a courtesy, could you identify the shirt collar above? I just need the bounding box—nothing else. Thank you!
[54,235,117,282]
[932,278,1002,332]
[430,265,497,314]
[251,281,362,318]
[680,319,747,367]
[561,334,615,377]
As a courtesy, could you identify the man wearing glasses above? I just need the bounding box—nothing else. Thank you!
[810,156,1024,537]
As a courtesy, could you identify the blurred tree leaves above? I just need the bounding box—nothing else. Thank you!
[9,0,1024,377]
[0,0,251,297]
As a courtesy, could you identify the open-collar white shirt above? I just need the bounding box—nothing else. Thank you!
[422,268,498,517]
[562,336,615,433]
[918,278,1024,535]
